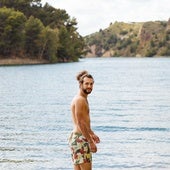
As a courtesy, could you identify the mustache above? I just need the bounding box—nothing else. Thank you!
[83,88,92,94]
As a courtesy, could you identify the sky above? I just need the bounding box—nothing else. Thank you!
[41,0,170,36]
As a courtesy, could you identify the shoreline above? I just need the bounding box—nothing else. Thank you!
[0,56,169,66]
[0,58,50,66]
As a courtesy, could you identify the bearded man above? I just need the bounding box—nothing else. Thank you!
[68,70,100,170]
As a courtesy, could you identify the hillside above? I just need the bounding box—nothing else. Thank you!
[84,19,170,57]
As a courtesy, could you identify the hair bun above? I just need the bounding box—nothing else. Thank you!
[76,70,88,81]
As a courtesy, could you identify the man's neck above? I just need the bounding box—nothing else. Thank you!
[79,90,88,98]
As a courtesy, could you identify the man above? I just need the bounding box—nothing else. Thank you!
[69,70,100,170]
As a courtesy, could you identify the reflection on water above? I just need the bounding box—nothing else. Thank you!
[0,58,170,170]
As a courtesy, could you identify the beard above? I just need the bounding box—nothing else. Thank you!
[83,88,92,94]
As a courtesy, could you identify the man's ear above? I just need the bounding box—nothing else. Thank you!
[79,82,82,88]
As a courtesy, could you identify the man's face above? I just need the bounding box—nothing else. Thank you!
[81,77,94,94]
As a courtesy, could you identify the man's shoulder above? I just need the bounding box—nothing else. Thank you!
[73,95,86,104]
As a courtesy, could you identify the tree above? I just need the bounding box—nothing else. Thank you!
[0,7,26,57]
[57,17,85,62]
[57,26,70,61]
[39,3,69,29]
[145,48,156,57]
[107,34,117,44]
[40,27,59,62]
[0,0,42,17]
[25,16,44,58]
[66,17,85,60]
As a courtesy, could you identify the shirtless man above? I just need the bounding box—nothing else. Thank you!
[69,70,100,170]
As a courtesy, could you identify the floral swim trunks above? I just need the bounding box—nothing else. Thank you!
[68,132,92,165]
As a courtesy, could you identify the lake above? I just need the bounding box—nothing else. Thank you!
[0,57,170,170]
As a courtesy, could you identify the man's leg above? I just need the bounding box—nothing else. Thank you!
[79,162,92,170]
[74,165,81,170]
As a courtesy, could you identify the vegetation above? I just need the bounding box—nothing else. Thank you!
[0,0,169,64]
[84,20,170,57]
[0,0,85,63]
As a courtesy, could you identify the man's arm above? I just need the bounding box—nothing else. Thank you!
[75,98,93,143]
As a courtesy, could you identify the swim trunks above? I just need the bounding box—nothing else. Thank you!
[68,132,92,165]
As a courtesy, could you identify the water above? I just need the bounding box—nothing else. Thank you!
[0,58,170,170]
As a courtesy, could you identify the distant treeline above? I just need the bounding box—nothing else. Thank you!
[0,0,85,63]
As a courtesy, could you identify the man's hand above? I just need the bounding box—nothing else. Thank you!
[91,134,100,143]
[89,141,97,153]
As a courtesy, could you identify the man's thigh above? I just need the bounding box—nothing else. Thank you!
[79,162,92,170]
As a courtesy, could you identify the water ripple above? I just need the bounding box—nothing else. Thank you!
[95,125,170,132]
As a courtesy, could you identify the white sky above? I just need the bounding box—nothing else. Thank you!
[41,0,170,36]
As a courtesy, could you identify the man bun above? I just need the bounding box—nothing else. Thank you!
[76,70,88,82]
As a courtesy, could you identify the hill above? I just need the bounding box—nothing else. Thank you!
[84,19,170,57]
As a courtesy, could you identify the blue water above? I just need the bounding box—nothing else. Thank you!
[0,58,170,170]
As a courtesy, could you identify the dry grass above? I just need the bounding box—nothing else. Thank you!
[0,58,49,66]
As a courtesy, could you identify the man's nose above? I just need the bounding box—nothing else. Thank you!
[88,84,92,88]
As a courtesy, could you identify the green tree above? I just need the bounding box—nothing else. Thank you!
[0,7,26,57]
[57,24,81,62]
[25,16,44,58]
[65,17,85,61]
[38,3,69,29]
[40,27,59,62]
[57,26,70,61]
[0,0,42,17]
[107,34,117,45]
[130,41,139,53]
[145,48,156,57]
